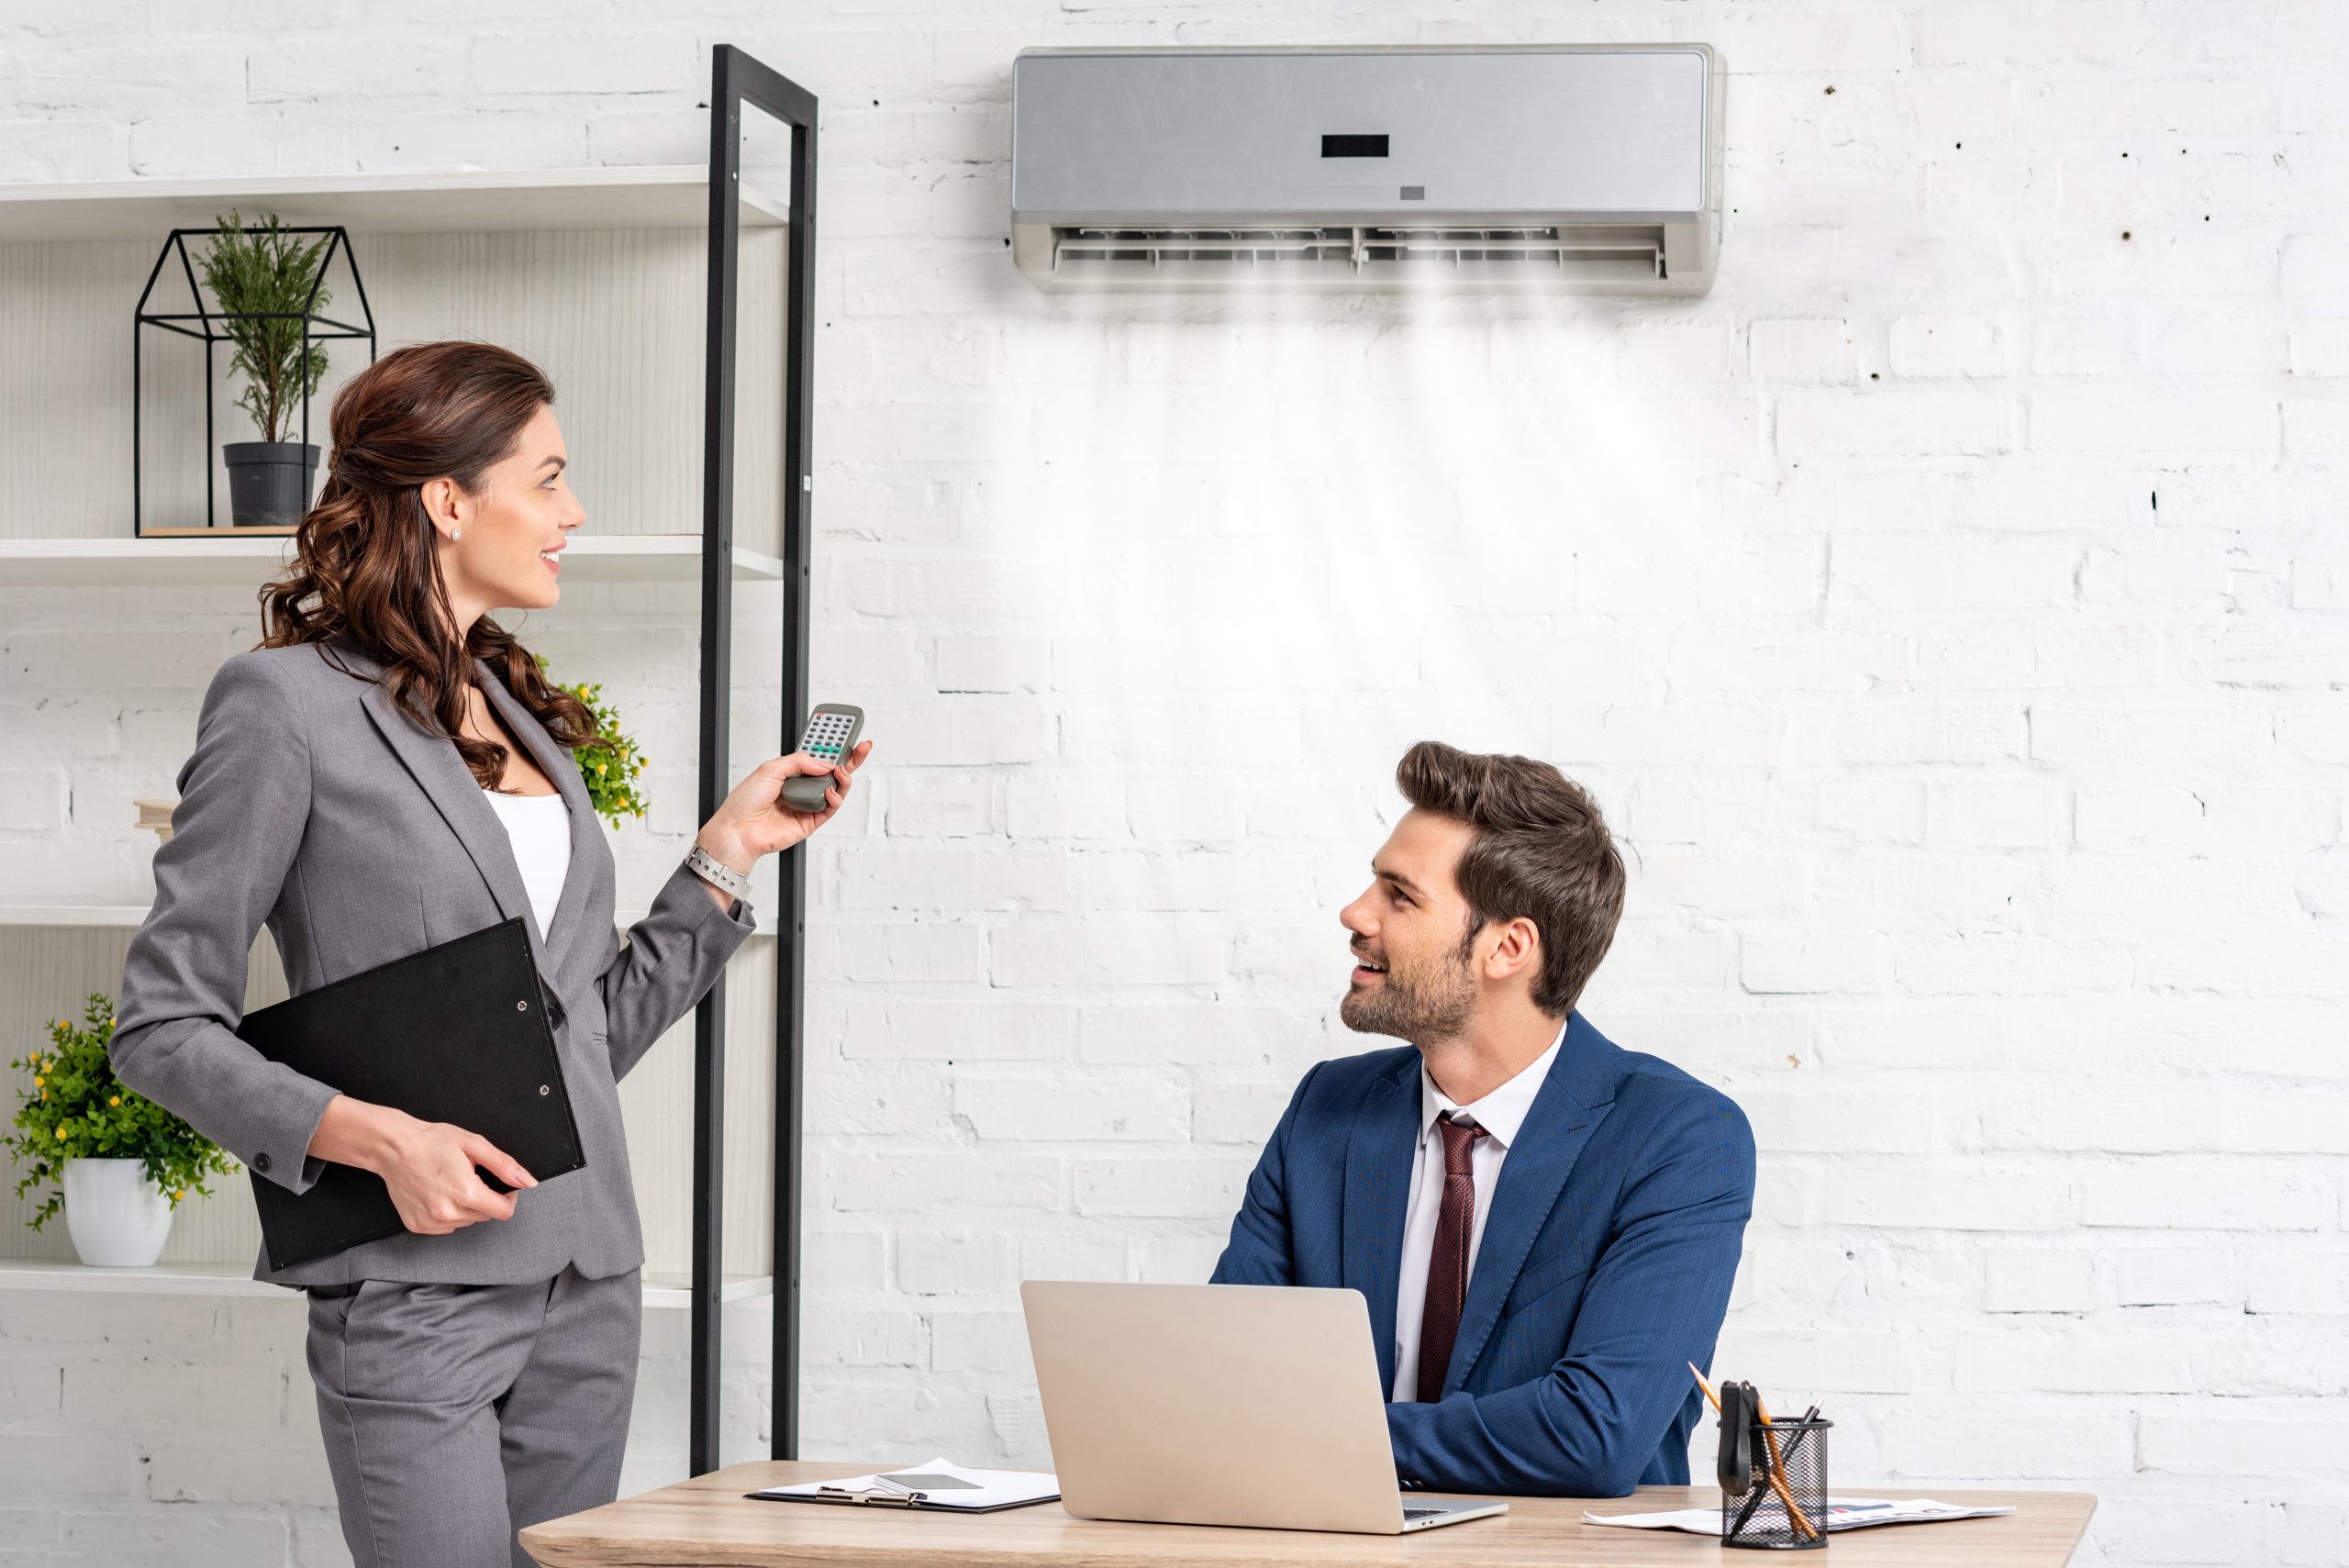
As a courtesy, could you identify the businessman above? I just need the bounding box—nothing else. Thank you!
[1211,741,1755,1497]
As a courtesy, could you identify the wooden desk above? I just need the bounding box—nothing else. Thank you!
[519,1460,2096,1567]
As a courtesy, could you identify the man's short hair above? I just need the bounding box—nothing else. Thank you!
[1395,740,1627,1017]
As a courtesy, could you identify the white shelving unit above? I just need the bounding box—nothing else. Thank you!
[0,161,791,1347]
[0,1257,773,1308]
[0,532,782,586]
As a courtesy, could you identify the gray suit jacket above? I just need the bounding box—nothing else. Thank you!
[110,632,758,1288]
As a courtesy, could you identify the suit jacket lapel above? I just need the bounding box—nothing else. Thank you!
[1341,1053,1422,1396]
[1440,1013,1622,1396]
[473,657,595,966]
[358,677,538,942]
[341,639,585,980]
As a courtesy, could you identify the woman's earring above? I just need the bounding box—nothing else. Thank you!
[451,528,462,542]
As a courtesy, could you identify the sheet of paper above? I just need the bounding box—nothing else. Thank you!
[1584,1497,2019,1533]
[752,1456,1059,1511]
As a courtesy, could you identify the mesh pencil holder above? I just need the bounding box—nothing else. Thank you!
[1719,1413,1830,1550]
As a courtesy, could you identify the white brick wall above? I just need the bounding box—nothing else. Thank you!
[5,6,2347,1566]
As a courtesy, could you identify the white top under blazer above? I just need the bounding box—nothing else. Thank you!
[481,786,570,940]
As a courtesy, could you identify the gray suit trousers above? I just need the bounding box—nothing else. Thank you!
[306,1265,640,1568]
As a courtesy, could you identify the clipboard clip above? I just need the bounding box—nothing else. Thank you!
[818,1478,929,1506]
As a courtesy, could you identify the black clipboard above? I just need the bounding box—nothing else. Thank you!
[235,916,585,1270]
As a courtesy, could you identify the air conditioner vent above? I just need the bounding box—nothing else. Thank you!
[1050,225,1668,287]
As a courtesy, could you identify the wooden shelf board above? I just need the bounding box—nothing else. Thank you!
[0,533,782,587]
[0,165,789,244]
[0,1258,774,1307]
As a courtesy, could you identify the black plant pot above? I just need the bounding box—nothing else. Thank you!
[222,441,319,528]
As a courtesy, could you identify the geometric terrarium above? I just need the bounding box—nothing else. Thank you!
[132,210,375,535]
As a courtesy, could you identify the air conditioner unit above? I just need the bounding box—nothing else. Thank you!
[1010,45,1723,294]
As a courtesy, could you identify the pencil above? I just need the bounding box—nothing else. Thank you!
[1687,1362,1720,1411]
[1753,1395,1820,1540]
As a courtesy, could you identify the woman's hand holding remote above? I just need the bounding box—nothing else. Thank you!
[692,739,874,896]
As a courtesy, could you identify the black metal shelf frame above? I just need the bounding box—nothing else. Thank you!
[691,43,818,1475]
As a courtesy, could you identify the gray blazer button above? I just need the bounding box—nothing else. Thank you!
[252,1151,273,1173]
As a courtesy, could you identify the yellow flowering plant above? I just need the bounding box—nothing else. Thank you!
[540,655,649,829]
[4,993,236,1231]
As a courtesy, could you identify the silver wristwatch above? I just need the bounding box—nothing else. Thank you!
[685,843,752,905]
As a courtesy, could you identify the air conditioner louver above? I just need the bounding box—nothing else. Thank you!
[1012,46,1723,295]
[1048,225,1669,289]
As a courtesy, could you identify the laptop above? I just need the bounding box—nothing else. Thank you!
[1021,1281,1508,1535]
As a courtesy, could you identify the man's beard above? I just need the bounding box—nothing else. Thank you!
[1339,943,1477,1045]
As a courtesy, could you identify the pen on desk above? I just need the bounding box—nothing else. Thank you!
[1778,1404,1822,1463]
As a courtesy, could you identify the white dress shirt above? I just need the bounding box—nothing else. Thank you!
[1389,1019,1568,1403]
[481,786,570,940]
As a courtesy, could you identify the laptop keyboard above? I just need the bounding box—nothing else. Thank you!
[1403,1507,1447,1519]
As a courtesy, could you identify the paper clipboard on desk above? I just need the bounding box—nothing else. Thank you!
[748,1457,1059,1514]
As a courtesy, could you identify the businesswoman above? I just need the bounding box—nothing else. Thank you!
[109,340,869,1568]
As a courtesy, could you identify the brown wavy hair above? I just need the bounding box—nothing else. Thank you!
[256,340,598,791]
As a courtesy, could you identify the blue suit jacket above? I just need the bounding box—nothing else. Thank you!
[1209,1012,1755,1497]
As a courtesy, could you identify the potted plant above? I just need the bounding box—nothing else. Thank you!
[5,994,236,1267]
[544,656,651,828]
[197,208,335,528]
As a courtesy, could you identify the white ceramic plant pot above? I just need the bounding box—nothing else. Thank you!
[62,1157,173,1268]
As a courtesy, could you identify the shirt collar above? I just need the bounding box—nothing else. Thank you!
[1417,1017,1569,1151]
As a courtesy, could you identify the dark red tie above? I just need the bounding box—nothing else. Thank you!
[1416,1111,1487,1403]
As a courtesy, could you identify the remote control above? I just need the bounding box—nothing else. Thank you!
[782,704,864,813]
